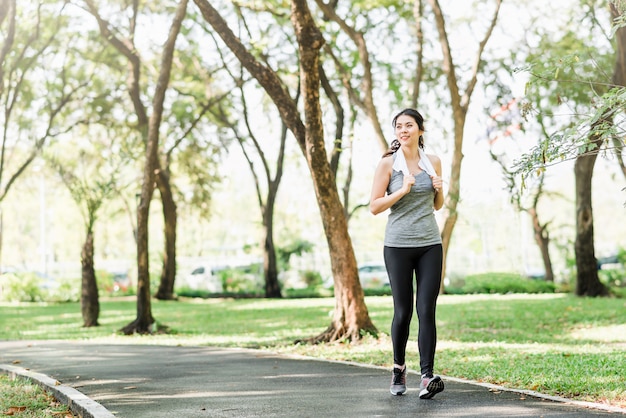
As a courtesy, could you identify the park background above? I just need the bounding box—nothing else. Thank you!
[0,0,624,292]
[0,1,626,300]
[1,0,626,412]
[2,123,625,287]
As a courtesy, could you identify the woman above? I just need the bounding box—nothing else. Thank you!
[369,108,445,399]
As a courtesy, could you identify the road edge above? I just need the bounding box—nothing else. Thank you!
[0,364,115,418]
[274,350,626,416]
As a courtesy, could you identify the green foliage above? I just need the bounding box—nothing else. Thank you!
[0,273,79,303]
[301,270,323,288]
[516,3,624,175]
[457,272,557,294]
[599,267,626,288]
[0,273,45,302]
[363,287,392,297]
[598,248,626,291]
[283,287,333,298]
[276,239,314,271]
[217,264,264,294]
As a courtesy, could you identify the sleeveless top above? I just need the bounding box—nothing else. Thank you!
[384,153,442,248]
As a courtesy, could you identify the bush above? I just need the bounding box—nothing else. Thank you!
[363,287,392,296]
[217,264,263,294]
[599,268,626,288]
[283,287,333,298]
[460,272,556,294]
[301,270,323,288]
[0,273,79,302]
[0,273,44,302]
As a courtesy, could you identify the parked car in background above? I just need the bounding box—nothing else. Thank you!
[181,265,223,293]
[358,262,390,288]
[324,262,390,289]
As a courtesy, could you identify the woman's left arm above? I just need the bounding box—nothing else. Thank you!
[429,155,444,211]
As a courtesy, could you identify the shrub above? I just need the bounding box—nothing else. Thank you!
[461,272,556,294]
[301,270,323,288]
[0,273,80,302]
[0,273,44,302]
[217,264,263,294]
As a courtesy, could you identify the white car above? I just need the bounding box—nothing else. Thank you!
[323,262,390,289]
[181,266,223,293]
[358,262,390,288]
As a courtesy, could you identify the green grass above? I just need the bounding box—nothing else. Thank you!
[0,294,625,408]
[0,374,76,417]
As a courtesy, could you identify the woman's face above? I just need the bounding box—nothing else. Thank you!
[394,115,422,146]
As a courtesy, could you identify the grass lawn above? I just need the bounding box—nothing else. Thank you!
[0,373,77,417]
[0,293,625,409]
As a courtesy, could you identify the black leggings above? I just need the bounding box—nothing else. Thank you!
[384,244,443,376]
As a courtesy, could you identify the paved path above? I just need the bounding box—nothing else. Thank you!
[1,340,624,417]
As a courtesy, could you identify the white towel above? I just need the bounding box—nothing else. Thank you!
[392,148,436,177]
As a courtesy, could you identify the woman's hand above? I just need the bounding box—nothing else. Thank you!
[402,174,416,194]
[430,175,443,193]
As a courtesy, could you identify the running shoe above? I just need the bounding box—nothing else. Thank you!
[390,366,407,396]
[419,374,444,399]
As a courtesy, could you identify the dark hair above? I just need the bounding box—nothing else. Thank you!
[383,108,425,157]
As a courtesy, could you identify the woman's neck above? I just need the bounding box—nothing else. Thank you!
[401,144,420,160]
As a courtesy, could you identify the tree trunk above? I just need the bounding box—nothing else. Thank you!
[120,0,188,334]
[574,122,608,297]
[291,0,376,342]
[528,208,554,282]
[263,205,281,298]
[439,110,465,290]
[194,0,377,342]
[155,168,177,300]
[81,228,99,327]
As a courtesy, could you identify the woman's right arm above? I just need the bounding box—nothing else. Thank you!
[369,156,413,215]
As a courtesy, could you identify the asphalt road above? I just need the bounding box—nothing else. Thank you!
[1,340,624,418]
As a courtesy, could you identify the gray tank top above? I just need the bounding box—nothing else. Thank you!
[384,154,442,248]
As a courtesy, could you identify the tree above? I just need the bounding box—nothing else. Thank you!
[0,0,88,267]
[427,0,503,290]
[120,0,188,334]
[47,132,129,327]
[312,0,504,290]
[313,0,387,152]
[216,87,290,298]
[194,0,376,341]
[489,143,557,282]
[574,2,625,296]
[82,0,192,301]
[516,1,625,296]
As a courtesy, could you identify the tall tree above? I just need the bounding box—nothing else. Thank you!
[574,2,625,296]
[216,81,291,298]
[82,0,188,301]
[427,0,503,290]
[120,0,188,334]
[517,1,624,296]
[194,0,376,341]
[205,9,297,299]
[311,0,503,289]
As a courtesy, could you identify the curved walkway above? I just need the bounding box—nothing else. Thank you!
[1,340,624,418]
